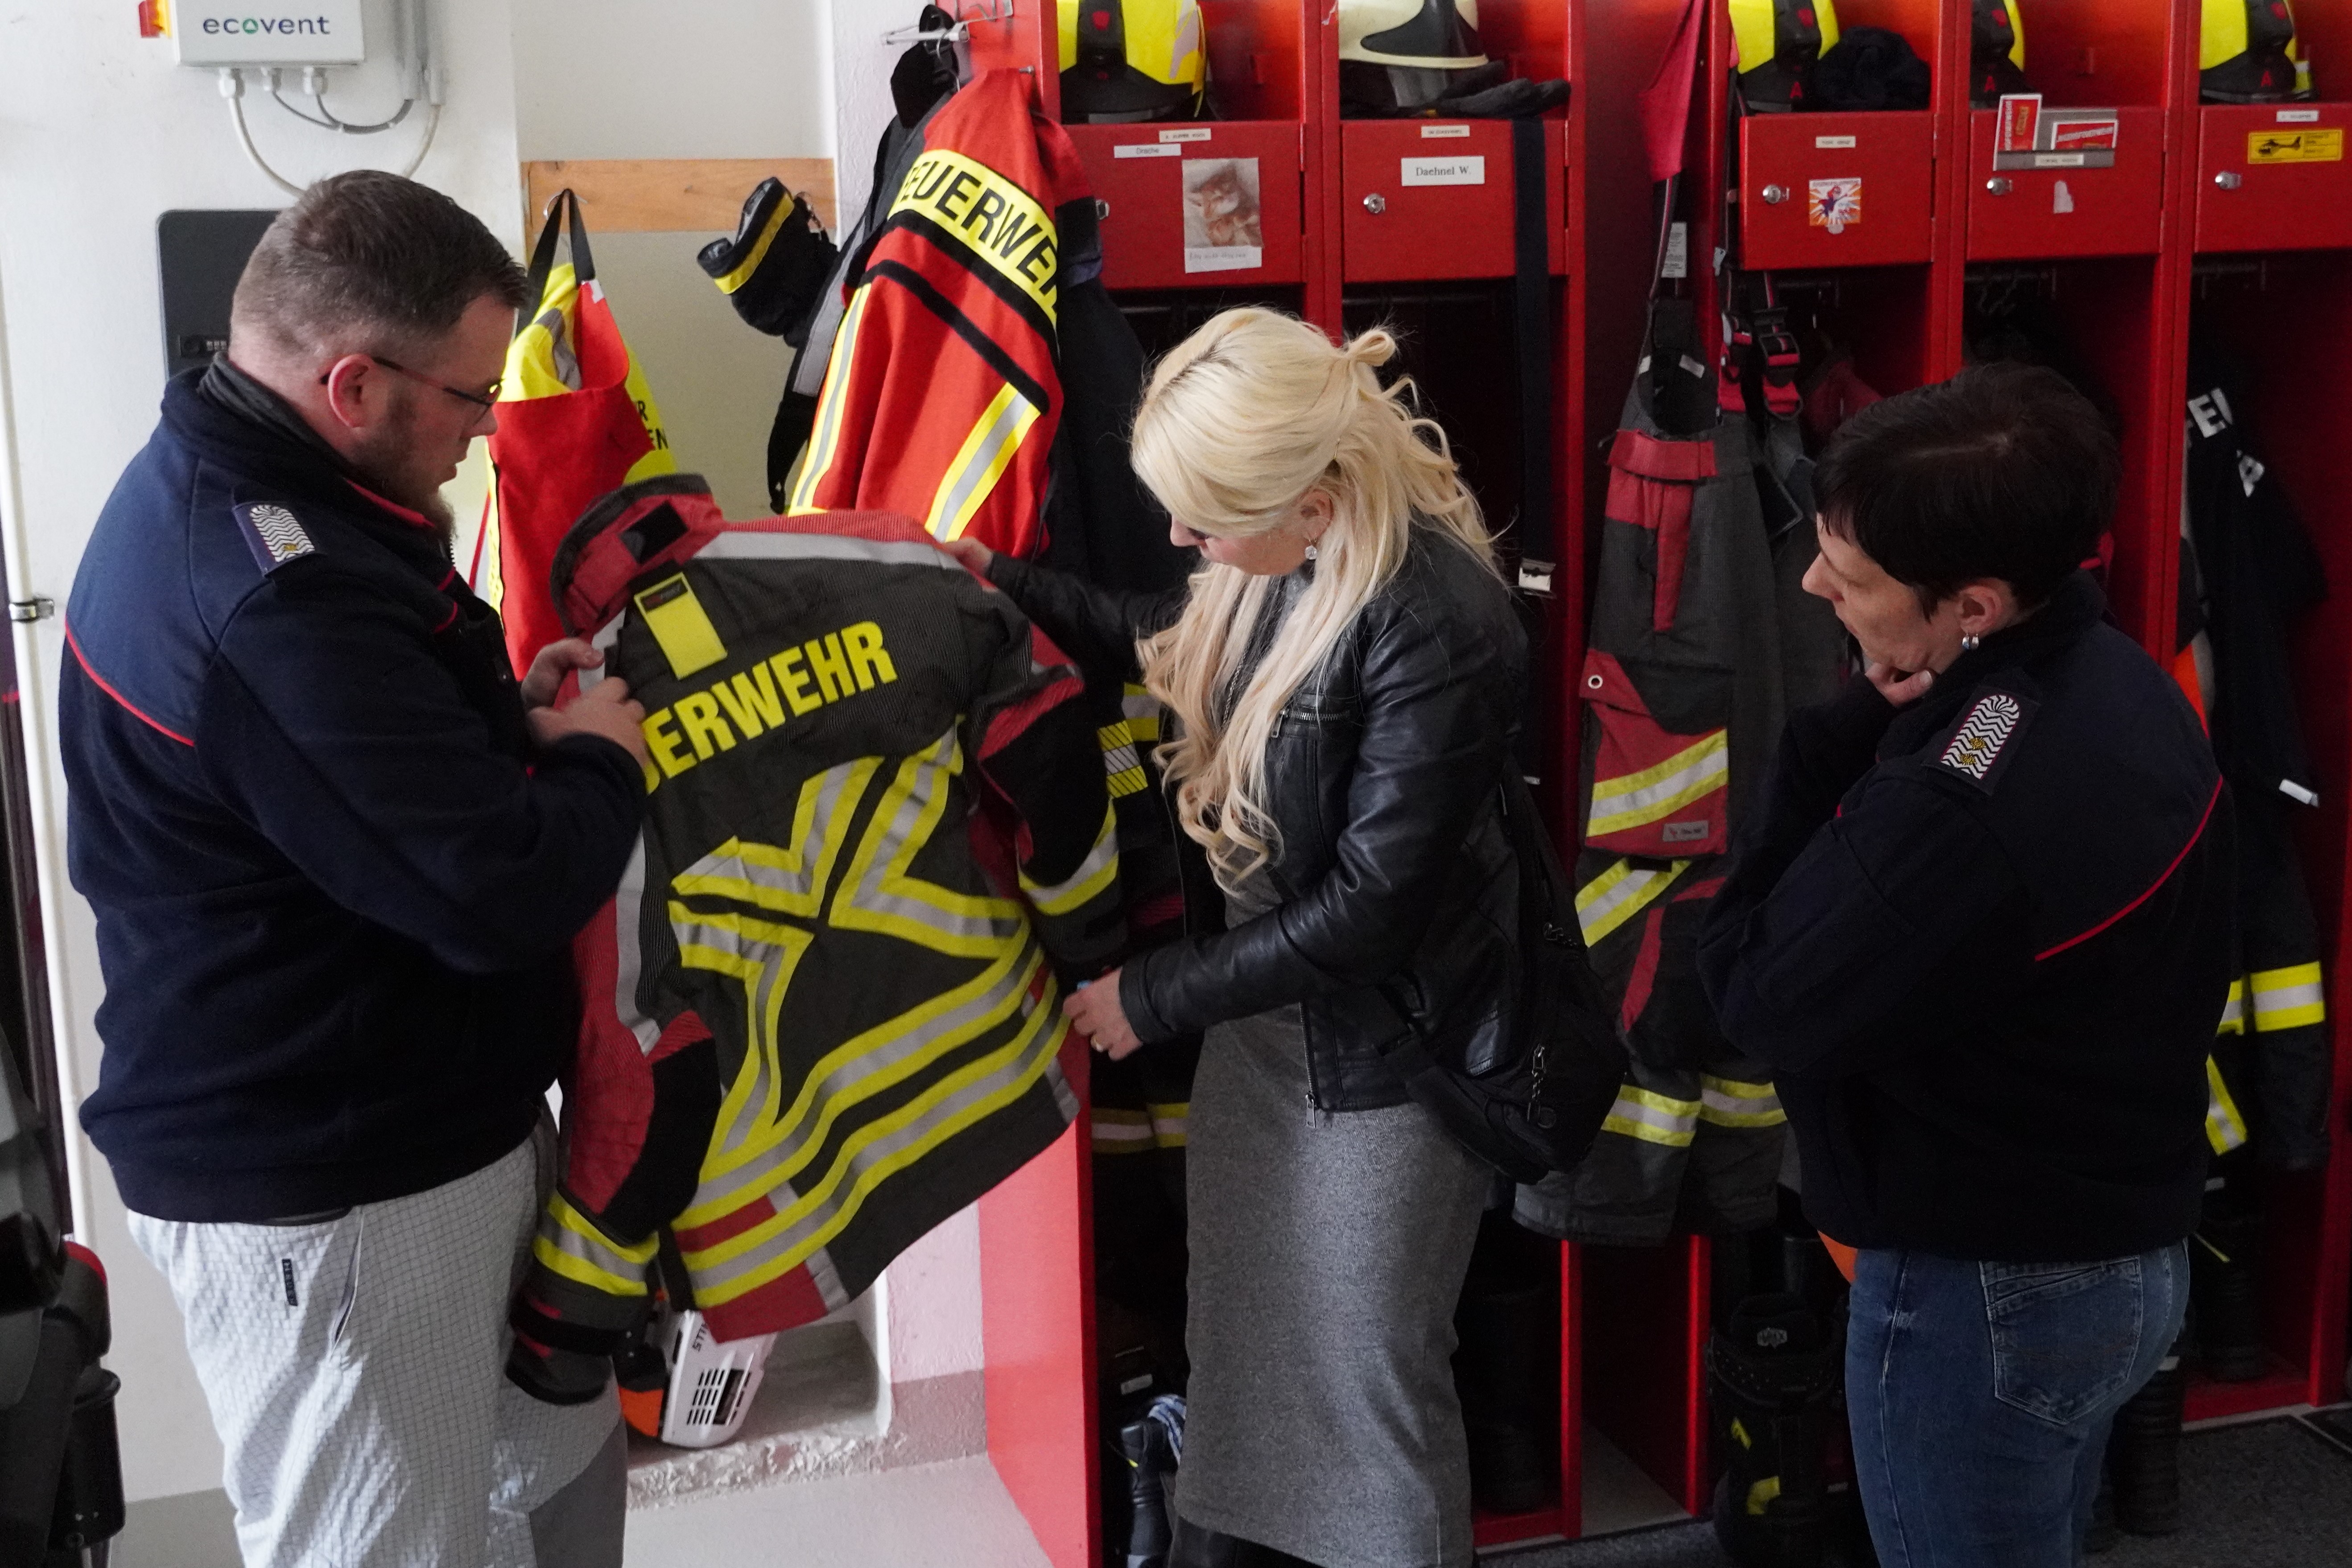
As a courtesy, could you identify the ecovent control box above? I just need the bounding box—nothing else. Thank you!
[171,0,366,68]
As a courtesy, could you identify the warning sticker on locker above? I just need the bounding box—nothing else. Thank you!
[1184,157,1263,272]
[2249,128,2344,163]
[1808,177,1862,233]
[1401,155,1486,186]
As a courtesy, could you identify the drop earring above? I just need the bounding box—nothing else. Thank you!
[1304,542,1319,562]
[1960,633,1982,652]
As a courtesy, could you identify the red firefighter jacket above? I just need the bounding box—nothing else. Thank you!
[784,69,1088,556]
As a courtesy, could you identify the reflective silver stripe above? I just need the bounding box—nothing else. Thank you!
[2216,979,2246,1036]
[695,531,951,571]
[1600,1086,1698,1148]
[672,760,868,915]
[613,841,660,1054]
[677,941,1040,1226]
[2249,963,2326,1031]
[926,386,1040,542]
[838,734,1025,945]
[686,992,1066,1297]
[1022,805,1118,915]
[1575,859,1690,946]
[1698,1075,1785,1127]
[672,910,806,1161]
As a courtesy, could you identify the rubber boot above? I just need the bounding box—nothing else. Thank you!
[1707,1293,1837,1568]
[1454,1278,1559,1514]
[2105,1335,2187,1537]
[1118,1395,1185,1568]
[2191,1197,2265,1382]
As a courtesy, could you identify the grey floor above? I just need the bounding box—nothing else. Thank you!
[1499,1413,2352,1568]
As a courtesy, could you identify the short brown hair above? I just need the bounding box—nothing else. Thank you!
[231,171,528,359]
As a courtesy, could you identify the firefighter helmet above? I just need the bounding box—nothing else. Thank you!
[1337,0,1492,114]
[1058,0,1208,124]
[2201,0,2314,103]
[1731,0,1843,112]
[1970,0,2030,107]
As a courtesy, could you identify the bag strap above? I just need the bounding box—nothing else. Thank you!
[518,189,596,340]
[1638,0,1708,299]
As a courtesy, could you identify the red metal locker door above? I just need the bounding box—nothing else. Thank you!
[1736,112,1935,271]
[2195,104,2352,254]
[982,1111,1096,1568]
[1340,119,1564,282]
[1066,121,1308,289]
[1966,107,2166,260]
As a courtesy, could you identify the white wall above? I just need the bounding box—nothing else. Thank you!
[0,0,988,1508]
[0,0,524,1502]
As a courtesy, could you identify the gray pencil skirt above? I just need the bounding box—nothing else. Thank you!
[1170,1001,1493,1568]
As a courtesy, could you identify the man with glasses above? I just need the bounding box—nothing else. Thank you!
[60,171,648,1566]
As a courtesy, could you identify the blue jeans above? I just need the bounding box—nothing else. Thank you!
[1845,1243,2189,1568]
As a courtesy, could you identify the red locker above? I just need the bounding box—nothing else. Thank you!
[2195,104,2352,253]
[1066,121,1309,289]
[1737,111,1938,271]
[1338,118,1566,281]
[1966,107,2167,259]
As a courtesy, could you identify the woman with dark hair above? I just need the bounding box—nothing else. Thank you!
[1699,362,2235,1568]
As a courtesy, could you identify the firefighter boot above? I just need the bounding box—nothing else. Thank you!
[1707,1293,1837,1568]
[2191,1197,2265,1382]
[1454,1276,1560,1514]
[2105,1337,2187,1537]
[1117,1395,1185,1568]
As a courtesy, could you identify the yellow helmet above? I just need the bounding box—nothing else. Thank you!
[1970,0,2028,107]
[1730,0,1842,112]
[1058,0,1207,124]
[2201,0,2314,103]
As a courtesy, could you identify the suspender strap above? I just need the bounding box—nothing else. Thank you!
[1512,116,1555,580]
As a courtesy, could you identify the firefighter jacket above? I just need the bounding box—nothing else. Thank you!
[982,534,1530,1115]
[63,367,644,1224]
[2182,339,2331,1170]
[784,69,1084,555]
[1700,574,2237,1262]
[1516,299,1846,1246]
[510,474,1122,1384]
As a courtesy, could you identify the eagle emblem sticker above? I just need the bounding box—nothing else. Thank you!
[233,502,318,572]
[1808,177,1862,234]
[1938,691,2034,791]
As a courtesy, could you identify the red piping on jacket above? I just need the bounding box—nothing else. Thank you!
[2034,777,2224,962]
[63,619,195,747]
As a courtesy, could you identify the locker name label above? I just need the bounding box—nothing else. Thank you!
[2248,128,2344,163]
[1814,135,1857,149]
[1160,127,1212,142]
[2276,109,2322,123]
[1401,156,1486,186]
[1421,124,1473,138]
[1115,143,1183,159]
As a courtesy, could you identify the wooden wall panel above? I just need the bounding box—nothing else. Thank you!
[521,158,836,242]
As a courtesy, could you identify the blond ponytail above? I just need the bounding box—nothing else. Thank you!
[1130,307,1496,890]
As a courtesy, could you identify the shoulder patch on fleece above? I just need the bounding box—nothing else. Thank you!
[233,501,318,573]
[1935,689,2037,792]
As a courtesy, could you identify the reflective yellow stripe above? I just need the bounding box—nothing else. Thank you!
[1023,802,1120,916]
[1587,731,1729,838]
[1098,722,1148,798]
[1601,1084,1698,1148]
[1575,858,1692,946]
[1699,1074,1786,1128]
[1092,1107,1154,1153]
[2205,1054,2249,1156]
[1122,685,1163,742]
[925,381,1043,542]
[532,1193,658,1298]
[789,285,871,515]
[888,148,1059,320]
[1148,1101,1188,1149]
[2217,978,2247,1036]
[2250,961,2325,1032]
[713,192,794,293]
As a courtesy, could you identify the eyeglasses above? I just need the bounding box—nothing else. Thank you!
[319,355,502,412]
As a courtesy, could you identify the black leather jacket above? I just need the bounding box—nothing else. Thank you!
[987,531,1527,1112]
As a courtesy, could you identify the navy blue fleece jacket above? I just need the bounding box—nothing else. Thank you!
[63,370,645,1222]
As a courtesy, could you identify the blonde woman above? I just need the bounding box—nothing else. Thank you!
[949,308,1525,1568]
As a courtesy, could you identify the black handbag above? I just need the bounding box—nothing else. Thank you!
[1379,773,1627,1183]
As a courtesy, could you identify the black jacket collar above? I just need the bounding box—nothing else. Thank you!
[1884,570,2109,755]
